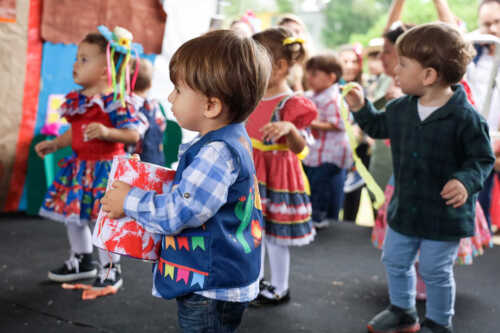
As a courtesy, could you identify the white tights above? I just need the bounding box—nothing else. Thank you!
[66,222,120,265]
[259,237,290,296]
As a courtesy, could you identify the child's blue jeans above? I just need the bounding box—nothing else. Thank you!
[176,293,248,333]
[382,227,459,327]
[304,163,346,222]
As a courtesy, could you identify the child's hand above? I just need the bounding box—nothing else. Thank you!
[343,83,365,112]
[85,123,110,141]
[441,179,468,208]
[260,121,295,143]
[35,140,58,158]
[100,181,132,219]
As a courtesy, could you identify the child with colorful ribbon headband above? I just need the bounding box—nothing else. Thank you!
[98,25,144,106]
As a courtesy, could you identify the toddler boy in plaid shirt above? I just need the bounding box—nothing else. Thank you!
[303,53,353,228]
[345,23,494,333]
[101,30,271,332]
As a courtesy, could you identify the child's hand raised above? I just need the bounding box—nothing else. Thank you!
[441,179,468,208]
[101,181,132,219]
[35,140,58,158]
[85,123,110,141]
[260,121,296,143]
[342,83,365,112]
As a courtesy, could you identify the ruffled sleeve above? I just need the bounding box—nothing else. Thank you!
[280,96,318,129]
[103,95,139,130]
[57,91,84,118]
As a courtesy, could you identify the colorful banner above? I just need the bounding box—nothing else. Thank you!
[159,258,208,288]
[340,83,385,209]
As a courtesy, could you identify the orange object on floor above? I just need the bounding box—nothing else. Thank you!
[61,283,118,300]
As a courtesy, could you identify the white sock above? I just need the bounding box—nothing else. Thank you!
[266,240,290,296]
[258,232,266,281]
[66,223,93,254]
[98,248,121,266]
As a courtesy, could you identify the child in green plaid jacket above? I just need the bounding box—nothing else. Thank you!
[345,23,494,333]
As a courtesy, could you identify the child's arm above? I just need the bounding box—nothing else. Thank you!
[35,128,72,158]
[344,83,390,139]
[443,114,495,207]
[101,141,238,234]
[260,121,306,154]
[84,123,139,144]
[432,0,456,26]
[384,0,405,33]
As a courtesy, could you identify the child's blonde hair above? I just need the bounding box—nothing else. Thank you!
[397,23,475,85]
[170,29,271,123]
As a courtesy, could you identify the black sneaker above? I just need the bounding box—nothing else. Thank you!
[259,279,272,291]
[48,253,97,282]
[418,319,453,333]
[367,305,420,333]
[250,284,290,307]
[92,263,123,290]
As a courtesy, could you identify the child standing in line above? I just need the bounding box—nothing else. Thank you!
[246,27,318,305]
[130,58,167,166]
[302,54,353,229]
[35,29,140,291]
[101,30,271,332]
[345,23,494,333]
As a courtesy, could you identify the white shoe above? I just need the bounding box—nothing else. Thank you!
[313,220,330,229]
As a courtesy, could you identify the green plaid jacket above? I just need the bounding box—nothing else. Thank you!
[353,85,494,241]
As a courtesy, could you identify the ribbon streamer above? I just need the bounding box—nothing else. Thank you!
[341,83,385,209]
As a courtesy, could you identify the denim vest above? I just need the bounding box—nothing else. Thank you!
[154,123,264,299]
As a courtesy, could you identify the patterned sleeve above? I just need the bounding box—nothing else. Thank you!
[105,98,140,130]
[325,94,346,131]
[123,141,239,235]
[57,91,81,119]
[280,96,318,129]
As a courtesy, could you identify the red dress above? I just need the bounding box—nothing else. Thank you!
[40,91,138,226]
[246,93,317,246]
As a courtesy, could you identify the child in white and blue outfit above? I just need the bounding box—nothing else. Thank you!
[130,58,167,166]
[101,30,272,332]
[345,23,494,333]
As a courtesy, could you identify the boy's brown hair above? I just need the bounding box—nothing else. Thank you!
[170,29,272,123]
[253,27,306,67]
[305,54,343,82]
[396,23,475,85]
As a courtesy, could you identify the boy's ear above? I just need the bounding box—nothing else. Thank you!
[204,96,224,119]
[329,73,337,84]
[422,67,439,86]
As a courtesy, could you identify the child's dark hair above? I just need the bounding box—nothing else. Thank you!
[170,29,271,123]
[397,23,475,85]
[132,58,153,93]
[81,32,125,81]
[384,23,416,45]
[252,27,306,67]
[305,54,342,82]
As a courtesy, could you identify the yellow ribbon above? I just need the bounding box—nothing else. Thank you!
[251,138,310,195]
[283,37,305,46]
[341,83,385,209]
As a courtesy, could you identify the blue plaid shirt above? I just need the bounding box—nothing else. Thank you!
[124,137,259,302]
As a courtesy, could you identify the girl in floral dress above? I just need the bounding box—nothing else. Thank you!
[247,27,318,305]
[36,28,140,292]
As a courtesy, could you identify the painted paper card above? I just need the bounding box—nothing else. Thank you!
[93,156,175,262]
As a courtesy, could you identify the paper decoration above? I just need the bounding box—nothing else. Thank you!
[93,156,175,262]
[341,83,385,209]
[191,272,205,288]
[41,0,167,54]
[164,236,176,250]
